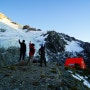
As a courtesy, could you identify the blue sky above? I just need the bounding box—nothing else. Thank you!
[0,0,90,42]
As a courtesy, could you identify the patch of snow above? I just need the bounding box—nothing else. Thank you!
[65,41,83,52]
[72,74,90,88]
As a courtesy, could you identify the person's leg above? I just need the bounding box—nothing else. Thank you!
[22,52,25,61]
[30,56,33,63]
[18,52,22,62]
[44,57,46,66]
[39,57,42,66]
[27,55,31,65]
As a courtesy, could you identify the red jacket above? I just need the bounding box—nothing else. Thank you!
[29,43,35,56]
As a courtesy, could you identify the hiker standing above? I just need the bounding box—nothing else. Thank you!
[39,44,46,66]
[27,41,35,65]
[18,39,26,62]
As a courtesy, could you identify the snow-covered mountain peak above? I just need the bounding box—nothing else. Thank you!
[0,12,23,30]
[0,13,9,20]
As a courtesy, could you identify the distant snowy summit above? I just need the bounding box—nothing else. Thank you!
[0,12,23,29]
[0,13,9,19]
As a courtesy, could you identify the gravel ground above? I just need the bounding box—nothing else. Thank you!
[0,62,89,90]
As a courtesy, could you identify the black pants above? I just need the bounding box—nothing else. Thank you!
[40,56,46,66]
[19,51,26,62]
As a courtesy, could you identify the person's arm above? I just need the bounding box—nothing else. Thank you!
[39,48,41,55]
[29,41,31,50]
[29,41,32,47]
[19,39,21,44]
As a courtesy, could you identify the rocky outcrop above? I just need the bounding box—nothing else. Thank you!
[45,31,67,53]
[0,47,20,67]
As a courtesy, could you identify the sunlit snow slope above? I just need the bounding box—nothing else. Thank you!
[0,21,47,56]
[0,13,22,29]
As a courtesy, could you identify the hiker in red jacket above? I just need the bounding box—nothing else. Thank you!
[27,41,35,65]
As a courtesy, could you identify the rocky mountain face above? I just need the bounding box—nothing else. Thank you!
[0,29,90,67]
[44,31,90,67]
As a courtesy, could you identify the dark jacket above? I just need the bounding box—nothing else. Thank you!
[19,41,26,52]
[39,45,45,58]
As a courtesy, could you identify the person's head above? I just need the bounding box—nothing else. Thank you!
[39,43,43,47]
[23,40,25,43]
[32,43,35,47]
